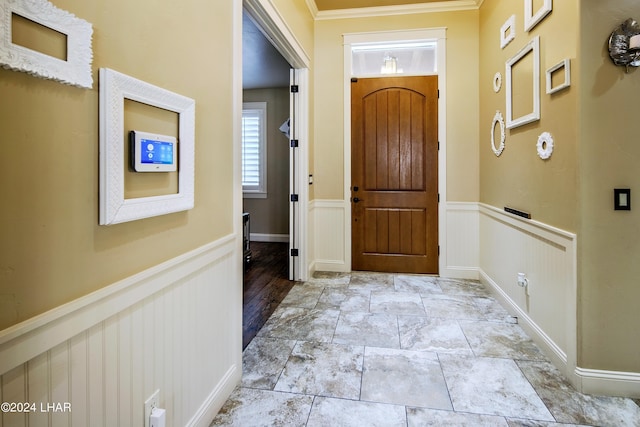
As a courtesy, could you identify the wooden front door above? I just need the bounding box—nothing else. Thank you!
[351,76,438,274]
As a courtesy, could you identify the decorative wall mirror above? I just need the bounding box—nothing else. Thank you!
[0,0,93,88]
[505,36,540,129]
[608,18,640,72]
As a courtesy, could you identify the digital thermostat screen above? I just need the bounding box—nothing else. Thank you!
[130,130,177,172]
[141,139,174,165]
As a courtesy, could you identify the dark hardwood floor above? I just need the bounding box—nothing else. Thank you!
[243,241,293,349]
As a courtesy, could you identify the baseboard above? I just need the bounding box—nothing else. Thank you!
[574,368,640,398]
[440,266,479,280]
[480,269,569,373]
[313,259,348,273]
[250,233,289,242]
[186,364,240,427]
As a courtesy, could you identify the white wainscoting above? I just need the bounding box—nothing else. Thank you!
[310,199,348,273]
[478,204,577,383]
[441,202,480,279]
[0,235,242,427]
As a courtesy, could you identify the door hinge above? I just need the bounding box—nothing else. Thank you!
[438,193,440,203]
[290,139,299,148]
[438,141,440,150]
[351,77,358,83]
[438,245,440,256]
[290,248,299,257]
[291,85,299,93]
[437,89,440,98]
[290,194,299,202]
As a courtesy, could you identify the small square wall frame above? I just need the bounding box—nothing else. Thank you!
[500,15,516,49]
[99,68,195,225]
[546,58,571,95]
[524,0,552,32]
[0,0,93,88]
[505,36,540,129]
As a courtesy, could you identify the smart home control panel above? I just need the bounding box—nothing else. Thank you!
[130,130,177,172]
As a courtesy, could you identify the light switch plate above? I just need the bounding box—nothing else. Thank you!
[614,188,631,211]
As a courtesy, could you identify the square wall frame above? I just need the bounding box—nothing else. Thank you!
[99,68,195,225]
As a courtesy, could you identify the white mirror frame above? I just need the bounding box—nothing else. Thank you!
[0,0,93,88]
[546,58,571,94]
[506,36,540,129]
[500,15,516,49]
[524,0,552,32]
[99,68,195,225]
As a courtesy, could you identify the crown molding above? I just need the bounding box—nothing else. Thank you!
[310,0,483,21]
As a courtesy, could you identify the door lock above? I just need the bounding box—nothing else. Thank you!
[353,197,361,203]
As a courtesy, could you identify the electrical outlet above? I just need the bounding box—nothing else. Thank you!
[144,390,160,427]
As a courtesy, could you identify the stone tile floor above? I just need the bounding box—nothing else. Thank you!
[210,272,640,426]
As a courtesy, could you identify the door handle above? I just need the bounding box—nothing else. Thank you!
[353,197,361,203]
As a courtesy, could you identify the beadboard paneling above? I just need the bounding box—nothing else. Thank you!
[479,204,577,378]
[0,236,241,427]
[441,202,480,279]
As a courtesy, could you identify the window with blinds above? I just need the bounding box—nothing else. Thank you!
[242,102,267,196]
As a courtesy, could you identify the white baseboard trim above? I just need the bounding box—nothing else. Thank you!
[250,233,289,242]
[313,259,348,273]
[440,266,479,280]
[186,364,240,427]
[480,269,569,371]
[574,368,640,398]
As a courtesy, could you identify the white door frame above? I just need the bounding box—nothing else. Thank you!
[243,0,310,281]
[343,28,448,274]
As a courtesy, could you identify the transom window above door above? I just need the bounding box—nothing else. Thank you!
[351,41,437,77]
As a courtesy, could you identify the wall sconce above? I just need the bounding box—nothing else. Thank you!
[608,18,640,72]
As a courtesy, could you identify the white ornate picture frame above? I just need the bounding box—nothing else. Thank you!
[524,0,552,32]
[0,0,93,88]
[505,36,540,129]
[491,111,506,157]
[546,58,571,94]
[536,132,554,159]
[99,68,195,225]
[493,72,502,93]
[500,15,516,49]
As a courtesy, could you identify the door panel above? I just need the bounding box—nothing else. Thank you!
[352,76,438,274]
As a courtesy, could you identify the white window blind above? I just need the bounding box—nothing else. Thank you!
[242,102,267,196]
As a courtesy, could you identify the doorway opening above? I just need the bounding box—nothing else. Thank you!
[343,28,447,275]
[241,2,310,347]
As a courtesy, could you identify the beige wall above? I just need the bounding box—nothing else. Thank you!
[0,0,235,329]
[243,87,291,236]
[579,0,640,372]
[479,0,579,232]
[314,10,480,202]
